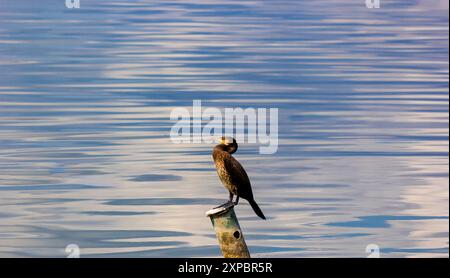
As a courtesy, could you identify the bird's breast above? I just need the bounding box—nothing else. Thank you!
[213,155,237,194]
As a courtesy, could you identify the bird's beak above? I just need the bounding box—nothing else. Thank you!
[216,137,229,145]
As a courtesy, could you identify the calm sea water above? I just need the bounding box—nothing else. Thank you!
[0,0,448,257]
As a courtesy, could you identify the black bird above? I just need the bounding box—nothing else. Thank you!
[212,137,266,220]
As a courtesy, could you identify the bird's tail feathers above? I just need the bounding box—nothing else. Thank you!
[249,199,266,220]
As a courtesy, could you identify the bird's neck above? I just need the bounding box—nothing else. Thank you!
[213,144,237,155]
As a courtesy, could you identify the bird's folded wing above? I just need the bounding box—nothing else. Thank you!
[223,154,253,196]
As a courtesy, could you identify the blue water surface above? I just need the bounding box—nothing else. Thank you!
[0,0,448,257]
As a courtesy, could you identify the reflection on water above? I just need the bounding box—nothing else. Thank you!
[0,0,448,257]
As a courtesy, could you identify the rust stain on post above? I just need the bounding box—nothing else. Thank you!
[206,203,250,258]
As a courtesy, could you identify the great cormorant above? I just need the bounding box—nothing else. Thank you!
[212,137,266,220]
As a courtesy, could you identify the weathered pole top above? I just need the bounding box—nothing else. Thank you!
[206,202,250,258]
[205,202,234,218]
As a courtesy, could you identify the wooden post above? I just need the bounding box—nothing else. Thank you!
[206,202,250,258]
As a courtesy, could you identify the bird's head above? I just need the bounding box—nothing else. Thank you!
[216,136,238,154]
